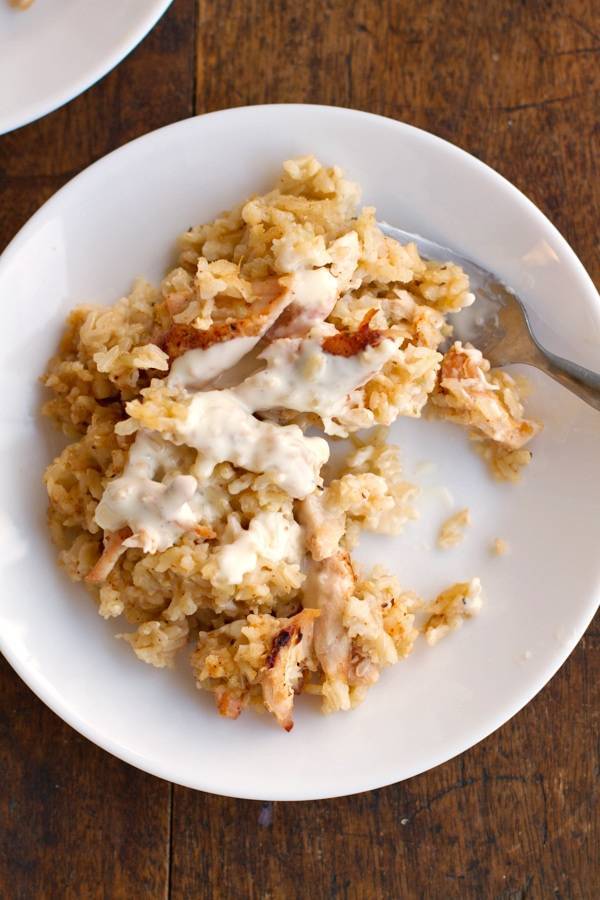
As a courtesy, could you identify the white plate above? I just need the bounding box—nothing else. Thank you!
[0,0,173,134]
[1,105,599,801]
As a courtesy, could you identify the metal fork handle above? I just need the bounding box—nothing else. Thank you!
[521,336,600,412]
[378,223,600,414]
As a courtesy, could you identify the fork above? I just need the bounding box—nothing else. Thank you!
[380,224,600,412]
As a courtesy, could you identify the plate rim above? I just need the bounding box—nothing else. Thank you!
[1,103,599,800]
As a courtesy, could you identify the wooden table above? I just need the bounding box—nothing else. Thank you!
[1,1,598,896]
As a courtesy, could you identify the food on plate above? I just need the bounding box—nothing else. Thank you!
[491,537,509,556]
[438,508,471,549]
[9,0,35,9]
[423,579,483,646]
[431,345,538,482]
[41,156,540,730]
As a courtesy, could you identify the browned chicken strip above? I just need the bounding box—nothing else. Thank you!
[164,277,289,361]
[321,309,385,357]
[260,609,320,731]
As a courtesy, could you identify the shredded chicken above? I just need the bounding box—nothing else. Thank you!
[85,528,132,584]
[298,464,409,562]
[88,522,215,584]
[303,551,356,711]
[260,609,320,731]
[297,490,345,561]
[431,341,540,449]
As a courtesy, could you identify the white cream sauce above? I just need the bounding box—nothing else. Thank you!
[213,510,302,586]
[234,331,399,433]
[95,393,328,555]
[327,231,360,289]
[95,432,199,554]
[94,262,397,560]
[167,287,293,391]
[160,390,329,498]
[269,269,339,339]
[167,335,258,391]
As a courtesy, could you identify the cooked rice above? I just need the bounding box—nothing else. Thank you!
[430,343,540,480]
[423,578,483,646]
[41,156,539,730]
[438,508,471,549]
[491,537,509,557]
[470,433,533,482]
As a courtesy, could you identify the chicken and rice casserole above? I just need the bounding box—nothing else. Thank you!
[42,157,540,730]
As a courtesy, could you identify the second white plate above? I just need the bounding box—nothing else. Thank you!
[0,0,173,134]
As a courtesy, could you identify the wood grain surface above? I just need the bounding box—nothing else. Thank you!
[1,1,598,897]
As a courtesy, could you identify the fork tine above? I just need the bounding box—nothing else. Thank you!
[379,221,519,355]
[379,222,600,409]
